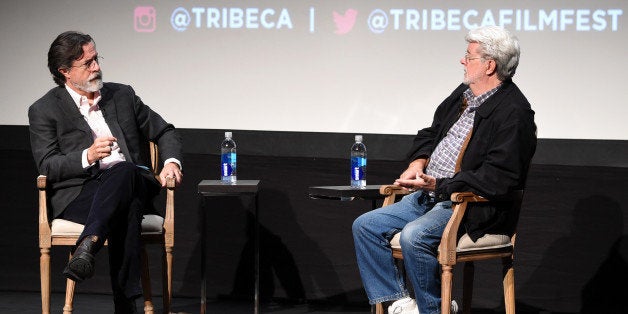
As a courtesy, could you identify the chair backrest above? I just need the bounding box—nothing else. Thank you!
[504,189,525,246]
[149,141,160,178]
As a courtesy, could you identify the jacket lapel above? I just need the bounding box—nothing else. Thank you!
[54,87,92,136]
[99,85,132,163]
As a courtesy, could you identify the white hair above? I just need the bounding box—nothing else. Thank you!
[466,26,520,81]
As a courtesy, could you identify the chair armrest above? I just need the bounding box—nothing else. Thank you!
[439,192,486,265]
[37,175,47,189]
[452,190,524,203]
[379,184,410,207]
[37,175,52,248]
[162,176,176,247]
[450,192,488,203]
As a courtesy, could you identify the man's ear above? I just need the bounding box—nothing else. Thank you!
[58,67,70,80]
[485,59,497,76]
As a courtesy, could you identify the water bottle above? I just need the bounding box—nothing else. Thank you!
[221,131,237,184]
[350,135,367,189]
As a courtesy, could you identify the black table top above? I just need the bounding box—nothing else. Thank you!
[197,179,260,195]
[308,185,386,200]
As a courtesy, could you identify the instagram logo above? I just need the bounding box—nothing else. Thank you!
[333,9,357,35]
[134,6,156,32]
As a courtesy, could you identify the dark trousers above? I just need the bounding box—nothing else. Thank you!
[62,161,160,303]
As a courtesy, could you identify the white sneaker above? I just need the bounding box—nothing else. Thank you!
[387,297,419,314]
[450,300,459,313]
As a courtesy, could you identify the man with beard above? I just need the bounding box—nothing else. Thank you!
[28,31,183,313]
[352,25,536,314]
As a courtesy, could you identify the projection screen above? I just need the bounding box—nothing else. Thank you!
[1,0,626,139]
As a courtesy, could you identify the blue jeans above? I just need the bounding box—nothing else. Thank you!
[352,191,452,314]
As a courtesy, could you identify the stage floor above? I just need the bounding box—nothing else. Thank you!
[0,291,372,314]
[0,290,519,313]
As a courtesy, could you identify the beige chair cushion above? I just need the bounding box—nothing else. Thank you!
[456,233,511,252]
[140,214,165,234]
[389,232,511,252]
[51,214,164,236]
[390,233,402,250]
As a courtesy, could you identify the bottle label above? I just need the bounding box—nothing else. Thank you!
[221,153,237,176]
[351,156,366,180]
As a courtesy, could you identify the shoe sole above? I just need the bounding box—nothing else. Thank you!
[63,252,95,282]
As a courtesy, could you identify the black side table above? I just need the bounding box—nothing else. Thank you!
[308,185,388,314]
[198,180,261,314]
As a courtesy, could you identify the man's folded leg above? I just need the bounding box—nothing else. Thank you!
[63,235,102,282]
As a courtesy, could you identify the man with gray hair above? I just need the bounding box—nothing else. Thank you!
[352,25,536,314]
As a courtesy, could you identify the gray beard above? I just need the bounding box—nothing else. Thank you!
[463,70,483,85]
[74,73,104,93]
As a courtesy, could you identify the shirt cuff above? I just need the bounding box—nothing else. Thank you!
[163,158,182,171]
[81,149,97,169]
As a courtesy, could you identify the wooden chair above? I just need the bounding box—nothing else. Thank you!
[377,185,523,314]
[37,142,175,314]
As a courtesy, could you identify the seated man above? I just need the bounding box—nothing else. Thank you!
[29,31,183,313]
[352,25,537,314]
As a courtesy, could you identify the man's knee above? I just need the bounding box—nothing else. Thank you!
[111,161,137,173]
[352,210,378,237]
[102,162,140,181]
[399,224,429,250]
[352,213,367,236]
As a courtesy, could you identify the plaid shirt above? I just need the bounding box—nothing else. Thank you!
[425,85,501,179]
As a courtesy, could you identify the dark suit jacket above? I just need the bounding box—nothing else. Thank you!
[407,79,537,241]
[29,83,183,218]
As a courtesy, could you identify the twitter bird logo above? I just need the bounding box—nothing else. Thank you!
[333,9,358,35]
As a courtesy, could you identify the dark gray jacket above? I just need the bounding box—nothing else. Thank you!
[29,83,182,218]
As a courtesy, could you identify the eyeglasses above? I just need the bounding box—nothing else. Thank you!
[71,56,103,70]
[463,53,484,63]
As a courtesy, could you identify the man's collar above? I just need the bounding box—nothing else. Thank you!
[65,84,101,108]
[463,83,502,108]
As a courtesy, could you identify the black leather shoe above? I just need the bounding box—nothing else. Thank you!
[63,235,99,282]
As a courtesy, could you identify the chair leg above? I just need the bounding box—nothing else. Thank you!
[162,245,173,314]
[441,264,454,314]
[462,262,474,314]
[63,279,76,314]
[502,257,515,314]
[63,254,76,314]
[140,247,154,314]
[40,247,51,314]
[375,302,384,314]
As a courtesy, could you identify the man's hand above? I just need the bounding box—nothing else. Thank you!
[159,162,183,187]
[394,158,436,191]
[395,172,436,192]
[87,136,117,164]
[398,158,427,180]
